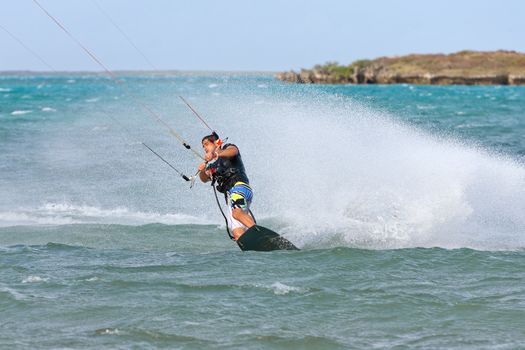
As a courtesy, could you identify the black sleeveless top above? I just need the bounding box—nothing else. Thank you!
[213,143,249,193]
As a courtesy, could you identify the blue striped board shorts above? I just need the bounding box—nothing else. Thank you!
[226,181,253,230]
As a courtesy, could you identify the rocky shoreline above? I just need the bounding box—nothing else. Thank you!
[276,51,525,85]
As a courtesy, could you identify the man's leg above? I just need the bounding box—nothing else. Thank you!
[231,208,255,240]
[228,183,254,240]
[232,208,255,228]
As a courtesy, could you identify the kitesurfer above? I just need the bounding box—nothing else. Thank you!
[198,133,255,240]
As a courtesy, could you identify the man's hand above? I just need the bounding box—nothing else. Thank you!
[205,159,218,177]
[198,162,211,183]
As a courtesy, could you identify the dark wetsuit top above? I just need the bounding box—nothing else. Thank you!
[212,143,249,193]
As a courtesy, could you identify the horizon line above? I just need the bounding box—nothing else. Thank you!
[0,69,279,74]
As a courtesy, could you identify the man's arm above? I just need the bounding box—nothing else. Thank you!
[198,162,211,183]
[216,145,239,158]
[197,146,238,183]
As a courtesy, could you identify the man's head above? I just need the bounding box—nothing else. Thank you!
[202,133,219,154]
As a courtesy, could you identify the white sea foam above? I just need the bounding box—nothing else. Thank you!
[0,202,212,227]
[22,276,48,283]
[416,105,436,110]
[268,282,304,295]
[0,88,12,92]
[0,211,78,226]
[224,94,525,251]
[96,328,120,335]
[41,107,56,112]
[10,110,32,116]
[208,83,218,88]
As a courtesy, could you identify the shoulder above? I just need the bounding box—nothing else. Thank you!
[220,143,240,157]
[222,143,239,151]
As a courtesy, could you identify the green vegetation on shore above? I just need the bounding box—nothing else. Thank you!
[277,50,525,85]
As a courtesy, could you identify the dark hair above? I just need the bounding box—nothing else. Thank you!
[201,132,219,144]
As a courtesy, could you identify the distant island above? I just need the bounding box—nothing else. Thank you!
[276,50,525,85]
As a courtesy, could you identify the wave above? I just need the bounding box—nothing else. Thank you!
[10,110,32,116]
[0,202,212,227]
[21,276,48,284]
[0,286,27,302]
[265,282,306,295]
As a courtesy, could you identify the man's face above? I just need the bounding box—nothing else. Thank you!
[202,139,217,156]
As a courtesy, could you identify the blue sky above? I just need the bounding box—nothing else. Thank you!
[1,0,524,71]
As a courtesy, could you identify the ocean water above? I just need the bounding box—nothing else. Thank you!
[1,73,524,349]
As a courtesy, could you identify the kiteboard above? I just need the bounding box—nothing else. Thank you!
[236,225,299,251]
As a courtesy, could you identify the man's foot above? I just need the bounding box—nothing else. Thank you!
[232,228,246,241]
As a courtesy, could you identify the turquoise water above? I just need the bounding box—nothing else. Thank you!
[1,74,525,349]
